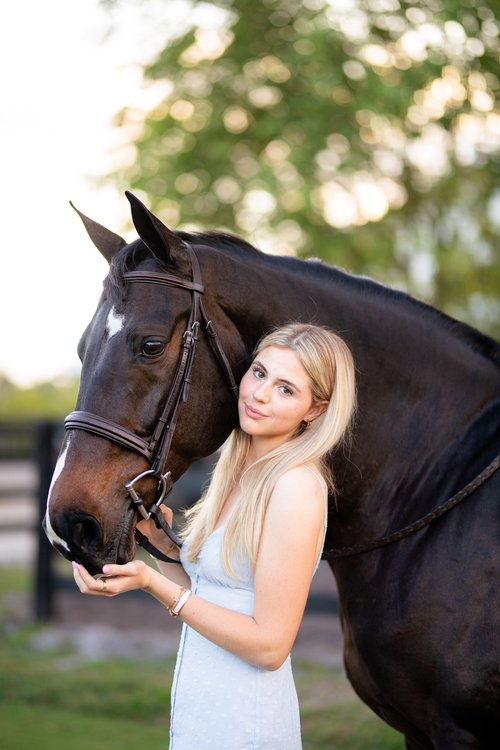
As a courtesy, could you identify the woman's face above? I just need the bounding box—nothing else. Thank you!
[238,345,327,453]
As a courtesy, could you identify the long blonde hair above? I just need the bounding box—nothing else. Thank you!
[181,323,356,577]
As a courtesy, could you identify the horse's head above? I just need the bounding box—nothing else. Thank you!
[45,193,247,574]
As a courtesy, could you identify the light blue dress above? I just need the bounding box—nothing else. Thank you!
[169,468,327,750]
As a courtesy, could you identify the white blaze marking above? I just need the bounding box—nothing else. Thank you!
[106,306,125,339]
[45,440,71,552]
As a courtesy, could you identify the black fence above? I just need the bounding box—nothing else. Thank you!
[34,422,64,619]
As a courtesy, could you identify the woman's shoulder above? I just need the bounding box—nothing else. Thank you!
[275,464,327,495]
[267,464,327,525]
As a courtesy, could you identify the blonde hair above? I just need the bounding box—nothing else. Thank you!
[181,323,356,577]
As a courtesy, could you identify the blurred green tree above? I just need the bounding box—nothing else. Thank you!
[0,374,79,420]
[105,0,500,337]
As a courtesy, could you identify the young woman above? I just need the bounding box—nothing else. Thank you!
[72,322,356,749]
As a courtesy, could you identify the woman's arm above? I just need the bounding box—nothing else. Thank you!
[136,506,191,588]
[154,558,191,588]
[73,466,325,670]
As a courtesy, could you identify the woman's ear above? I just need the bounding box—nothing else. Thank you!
[307,400,329,422]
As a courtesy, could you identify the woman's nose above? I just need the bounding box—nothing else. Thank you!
[254,382,270,402]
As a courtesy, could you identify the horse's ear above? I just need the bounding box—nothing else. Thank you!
[70,202,126,263]
[125,191,185,265]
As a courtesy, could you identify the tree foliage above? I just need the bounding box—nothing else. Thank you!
[0,374,79,420]
[108,0,500,337]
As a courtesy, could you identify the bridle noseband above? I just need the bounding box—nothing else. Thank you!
[64,243,238,563]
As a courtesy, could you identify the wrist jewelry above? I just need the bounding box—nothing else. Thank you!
[169,587,192,618]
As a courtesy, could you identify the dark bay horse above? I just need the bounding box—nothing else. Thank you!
[45,192,500,748]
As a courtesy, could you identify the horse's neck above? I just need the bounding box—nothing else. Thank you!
[212,248,500,489]
[215,248,499,394]
[211,251,351,345]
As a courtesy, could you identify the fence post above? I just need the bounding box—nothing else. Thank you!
[34,421,58,620]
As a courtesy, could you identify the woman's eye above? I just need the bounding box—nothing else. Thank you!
[279,385,293,396]
[253,367,265,378]
[142,340,166,357]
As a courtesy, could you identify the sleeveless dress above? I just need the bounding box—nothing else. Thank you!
[168,467,328,750]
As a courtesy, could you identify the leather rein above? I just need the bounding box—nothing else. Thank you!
[322,452,500,560]
[64,243,238,564]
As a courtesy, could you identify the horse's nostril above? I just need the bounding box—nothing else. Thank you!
[72,515,103,549]
[59,512,103,556]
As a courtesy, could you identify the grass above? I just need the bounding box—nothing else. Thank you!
[0,704,169,750]
[0,566,404,749]
[296,662,404,750]
[0,566,31,620]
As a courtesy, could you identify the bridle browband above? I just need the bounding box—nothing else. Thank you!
[64,243,239,563]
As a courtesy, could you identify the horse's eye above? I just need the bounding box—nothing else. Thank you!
[142,340,166,358]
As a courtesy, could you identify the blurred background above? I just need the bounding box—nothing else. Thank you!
[0,0,498,747]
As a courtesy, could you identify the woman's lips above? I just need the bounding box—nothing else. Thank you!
[244,403,267,419]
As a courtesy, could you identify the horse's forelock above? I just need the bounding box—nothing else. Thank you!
[102,230,260,303]
[104,239,156,301]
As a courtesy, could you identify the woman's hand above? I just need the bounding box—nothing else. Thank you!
[72,559,187,615]
[72,560,153,597]
[136,505,180,561]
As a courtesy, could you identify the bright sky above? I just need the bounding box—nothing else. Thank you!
[0,0,190,386]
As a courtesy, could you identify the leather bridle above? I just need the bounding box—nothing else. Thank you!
[64,243,239,563]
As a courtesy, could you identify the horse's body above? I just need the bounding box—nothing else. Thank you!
[46,194,500,748]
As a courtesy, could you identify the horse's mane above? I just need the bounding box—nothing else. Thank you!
[179,230,262,257]
[307,258,500,365]
[105,230,500,366]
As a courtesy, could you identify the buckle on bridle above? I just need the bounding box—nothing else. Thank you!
[127,468,182,561]
[183,321,200,345]
[125,468,173,520]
